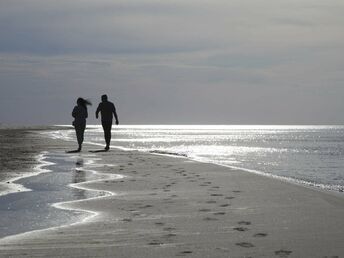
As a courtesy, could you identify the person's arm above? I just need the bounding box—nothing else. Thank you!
[72,106,77,118]
[95,104,101,119]
[112,104,119,125]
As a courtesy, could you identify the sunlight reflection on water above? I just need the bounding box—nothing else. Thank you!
[54,125,344,191]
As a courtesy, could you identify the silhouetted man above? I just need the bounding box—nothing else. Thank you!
[96,94,119,151]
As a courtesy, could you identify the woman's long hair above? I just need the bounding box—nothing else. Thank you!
[77,97,92,110]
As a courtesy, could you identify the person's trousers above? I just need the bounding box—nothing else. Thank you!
[102,121,113,147]
[74,121,86,146]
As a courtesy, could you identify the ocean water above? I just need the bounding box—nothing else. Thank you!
[51,125,344,192]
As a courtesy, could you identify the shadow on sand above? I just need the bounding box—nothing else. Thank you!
[89,149,109,153]
[66,150,81,153]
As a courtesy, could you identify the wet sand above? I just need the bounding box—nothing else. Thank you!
[0,127,72,195]
[0,130,344,257]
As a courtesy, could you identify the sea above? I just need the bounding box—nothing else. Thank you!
[50,125,344,193]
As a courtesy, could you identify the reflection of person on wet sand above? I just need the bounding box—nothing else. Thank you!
[95,94,119,151]
[72,158,86,199]
[69,98,92,153]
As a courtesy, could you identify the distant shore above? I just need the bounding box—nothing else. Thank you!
[0,128,343,257]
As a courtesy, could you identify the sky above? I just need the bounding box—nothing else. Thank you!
[0,0,344,125]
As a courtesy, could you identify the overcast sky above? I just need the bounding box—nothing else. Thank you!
[1,0,344,125]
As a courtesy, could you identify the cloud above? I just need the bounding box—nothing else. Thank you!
[0,0,344,124]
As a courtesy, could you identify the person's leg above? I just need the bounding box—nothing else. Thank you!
[79,123,86,150]
[75,122,86,151]
[101,122,106,147]
[75,125,82,151]
[102,121,112,150]
[104,122,112,149]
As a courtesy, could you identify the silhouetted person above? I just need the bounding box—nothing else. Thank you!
[96,94,119,151]
[72,98,92,152]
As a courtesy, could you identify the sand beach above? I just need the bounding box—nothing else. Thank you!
[0,128,343,257]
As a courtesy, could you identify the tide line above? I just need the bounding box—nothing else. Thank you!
[0,151,125,243]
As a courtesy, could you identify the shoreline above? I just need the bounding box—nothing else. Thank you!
[0,153,49,197]
[0,148,125,239]
[1,129,344,257]
[45,126,344,194]
[189,157,344,196]
[51,155,125,226]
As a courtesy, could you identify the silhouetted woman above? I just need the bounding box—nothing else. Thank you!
[72,98,92,152]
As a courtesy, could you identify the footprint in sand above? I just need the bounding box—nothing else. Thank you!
[210,193,223,197]
[199,208,212,212]
[140,204,153,209]
[163,227,176,231]
[203,217,218,221]
[254,233,268,237]
[148,240,163,246]
[274,250,292,257]
[236,242,254,248]
[238,221,251,225]
[213,212,226,215]
[233,227,249,232]
[164,233,177,238]
[176,250,193,256]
